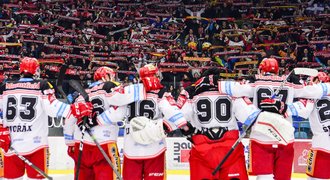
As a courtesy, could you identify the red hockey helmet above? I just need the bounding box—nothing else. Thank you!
[139,64,163,91]
[259,58,279,74]
[313,72,329,83]
[94,66,116,81]
[19,57,40,76]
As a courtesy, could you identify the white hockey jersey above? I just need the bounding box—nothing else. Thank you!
[179,90,260,132]
[0,78,72,156]
[217,75,323,144]
[123,88,187,159]
[308,97,330,152]
[63,82,146,146]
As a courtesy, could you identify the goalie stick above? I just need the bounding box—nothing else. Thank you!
[10,147,53,180]
[212,67,318,175]
[67,80,123,180]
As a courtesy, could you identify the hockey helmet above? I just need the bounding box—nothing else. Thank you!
[139,64,163,91]
[19,57,40,77]
[259,58,279,74]
[94,66,116,81]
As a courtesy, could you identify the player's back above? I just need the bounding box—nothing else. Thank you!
[252,74,301,107]
[74,81,120,145]
[124,88,171,159]
[191,91,238,130]
[309,97,330,151]
[1,78,51,154]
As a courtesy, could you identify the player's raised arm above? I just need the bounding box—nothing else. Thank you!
[294,72,330,99]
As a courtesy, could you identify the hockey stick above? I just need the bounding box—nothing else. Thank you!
[212,67,318,175]
[55,66,84,180]
[68,80,123,180]
[271,68,318,99]
[56,65,68,100]
[67,80,89,180]
[10,147,53,180]
[211,117,257,175]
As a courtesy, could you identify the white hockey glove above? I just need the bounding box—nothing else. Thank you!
[253,111,294,145]
[130,117,166,145]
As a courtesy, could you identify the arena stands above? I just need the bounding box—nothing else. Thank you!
[1,0,329,137]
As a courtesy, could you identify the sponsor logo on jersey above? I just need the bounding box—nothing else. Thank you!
[6,82,40,90]
[8,125,32,132]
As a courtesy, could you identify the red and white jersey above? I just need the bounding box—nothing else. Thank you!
[63,82,146,146]
[218,76,330,101]
[308,97,330,152]
[179,90,260,131]
[124,89,187,159]
[218,75,324,144]
[0,78,72,156]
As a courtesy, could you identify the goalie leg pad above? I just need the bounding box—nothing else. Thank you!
[253,111,294,145]
[130,117,166,145]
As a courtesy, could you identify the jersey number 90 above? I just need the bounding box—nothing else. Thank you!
[196,97,231,123]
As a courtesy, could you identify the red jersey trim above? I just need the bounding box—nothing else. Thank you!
[123,147,166,160]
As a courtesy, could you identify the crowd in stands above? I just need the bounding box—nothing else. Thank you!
[1,0,329,138]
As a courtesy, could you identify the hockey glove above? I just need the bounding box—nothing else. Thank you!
[130,117,166,145]
[260,98,287,115]
[0,125,10,152]
[70,102,93,120]
[180,122,196,136]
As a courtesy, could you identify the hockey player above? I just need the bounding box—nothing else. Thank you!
[196,58,326,180]
[177,75,260,180]
[305,72,330,180]
[63,66,146,180]
[96,64,188,180]
[0,57,92,179]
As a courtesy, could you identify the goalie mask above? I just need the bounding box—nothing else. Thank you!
[258,58,279,75]
[20,57,40,78]
[139,64,163,91]
[94,66,116,82]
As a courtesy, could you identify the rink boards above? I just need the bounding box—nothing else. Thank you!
[48,137,311,176]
